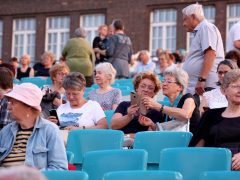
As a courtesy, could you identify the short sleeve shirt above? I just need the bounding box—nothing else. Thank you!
[183,19,224,94]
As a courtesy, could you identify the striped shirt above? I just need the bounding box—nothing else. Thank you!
[1,127,33,167]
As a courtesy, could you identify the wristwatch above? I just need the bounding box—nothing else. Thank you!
[198,77,206,82]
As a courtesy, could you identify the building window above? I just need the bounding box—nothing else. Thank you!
[12,18,36,62]
[227,3,240,32]
[0,20,2,58]
[150,9,177,56]
[46,16,70,61]
[80,14,105,44]
[186,6,216,52]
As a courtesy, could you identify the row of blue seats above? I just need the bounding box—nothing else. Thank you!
[43,146,235,180]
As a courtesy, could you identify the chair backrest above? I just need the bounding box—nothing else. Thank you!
[200,171,240,180]
[159,147,232,180]
[82,149,148,180]
[104,110,115,128]
[66,151,74,164]
[66,129,124,165]
[42,170,88,180]
[103,170,183,180]
[20,77,47,88]
[133,131,192,169]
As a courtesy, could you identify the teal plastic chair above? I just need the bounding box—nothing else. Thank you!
[13,78,21,84]
[66,151,74,164]
[42,170,88,180]
[159,147,232,180]
[66,129,124,169]
[20,77,47,88]
[133,131,192,169]
[200,171,240,180]
[104,170,183,180]
[82,149,148,180]
[45,77,53,85]
[104,110,115,128]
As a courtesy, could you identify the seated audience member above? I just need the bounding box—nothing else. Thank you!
[139,68,200,133]
[0,67,14,130]
[134,50,156,75]
[49,72,108,130]
[41,64,70,117]
[9,57,18,77]
[0,166,46,180]
[0,83,67,170]
[154,51,170,76]
[87,62,121,110]
[16,54,34,80]
[225,50,240,68]
[33,51,55,77]
[200,60,238,114]
[190,69,240,170]
[111,72,161,137]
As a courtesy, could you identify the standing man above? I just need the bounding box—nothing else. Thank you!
[226,21,240,53]
[106,19,133,79]
[182,3,224,95]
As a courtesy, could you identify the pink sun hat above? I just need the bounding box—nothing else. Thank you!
[5,83,43,111]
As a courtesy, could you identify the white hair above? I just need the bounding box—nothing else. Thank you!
[95,62,116,84]
[182,3,205,20]
[164,67,189,94]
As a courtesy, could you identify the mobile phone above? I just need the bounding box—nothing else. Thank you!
[130,92,139,105]
[49,109,59,120]
[139,98,147,115]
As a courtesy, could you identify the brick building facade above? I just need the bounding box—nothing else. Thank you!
[0,0,239,62]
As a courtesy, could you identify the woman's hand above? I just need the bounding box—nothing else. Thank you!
[138,115,156,131]
[48,116,59,124]
[232,153,240,170]
[142,96,160,111]
[127,104,139,119]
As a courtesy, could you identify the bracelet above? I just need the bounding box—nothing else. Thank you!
[159,105,164,113]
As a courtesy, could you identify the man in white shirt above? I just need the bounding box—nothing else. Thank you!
[182,3,224,95]
[226,21,240,53]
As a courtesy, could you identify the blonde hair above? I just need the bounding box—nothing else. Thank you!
[49,64,70,81]
[95,62,116,84]
[20,54,31,65]
[41,51,55,63]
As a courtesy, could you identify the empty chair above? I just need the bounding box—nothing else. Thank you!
[82,149,148,180]
[159,147,232,180]
[66,129,124,169]
[103,170,183,180]
[104,110,115,128]
[200,171,240,180]
[133,131,192,169]
[42,170,88,180]
[20,77,46,88]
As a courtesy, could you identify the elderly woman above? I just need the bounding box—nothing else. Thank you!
[41,64,70,117]
[33,51,55,77]
[111,72,161,137]
[16,54,34,80]
[0,83,67,170]
[154,51,170,76]
[190,69,240,170]
[139,68,200,133]
[200,60,238,114]
[49,72,108,130]
[87,62,121,110]
[62,27,95,87]
[134,50,156,75]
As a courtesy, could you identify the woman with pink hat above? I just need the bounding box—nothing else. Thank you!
[0,83,67,170]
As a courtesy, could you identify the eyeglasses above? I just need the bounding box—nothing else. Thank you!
[218,71,229,75]
[139,84,155,91]
[228,84,240,90]
[57,72,68,76]
[162,79,178,84]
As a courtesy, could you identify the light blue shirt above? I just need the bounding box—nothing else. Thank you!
[134,60,156,74]
[0,117,68,170]
[183,19,224,94]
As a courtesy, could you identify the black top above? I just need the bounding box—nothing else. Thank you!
[92,36,108,64]
[33,63,50,77]
[115,101,164,134]
[16,67,31,80]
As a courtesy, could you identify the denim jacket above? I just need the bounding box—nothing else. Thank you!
[0,117,68,170]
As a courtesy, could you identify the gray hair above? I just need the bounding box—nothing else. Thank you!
[221,69,240,89]
[95,62,116,84]
[74,27,87,38]
[62,72,86,90]
[182,3,205,20]
[0,166,46,180]
[164,67,189,94]
[138,50,150,60]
